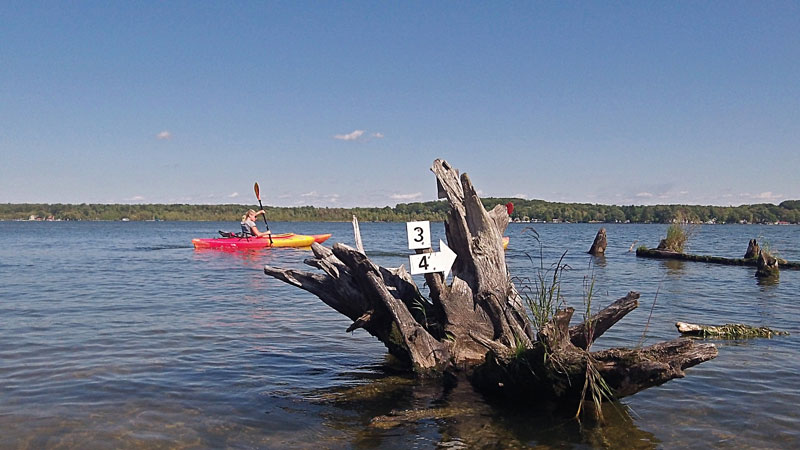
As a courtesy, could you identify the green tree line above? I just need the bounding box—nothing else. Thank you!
[2,199,799,224]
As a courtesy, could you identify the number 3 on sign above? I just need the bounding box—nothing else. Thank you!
[406,221,431,250]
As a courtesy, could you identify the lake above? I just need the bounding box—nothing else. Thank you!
[1,221,798,448]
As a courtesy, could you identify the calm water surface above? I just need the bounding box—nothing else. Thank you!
[1,221,798,448]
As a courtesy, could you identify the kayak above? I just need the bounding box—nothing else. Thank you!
[503,236,509,250]
[192,233,331,249]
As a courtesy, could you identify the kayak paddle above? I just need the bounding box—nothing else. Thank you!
[253,182,273,244]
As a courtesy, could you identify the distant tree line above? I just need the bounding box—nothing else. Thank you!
[488,198,800,225]
[2,199,799,224]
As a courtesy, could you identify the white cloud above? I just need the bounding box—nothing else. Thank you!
[512,193,528,199]
[290,191,341,205]
[229,192,239,198]
[372,132,384,138]
[391,192,423,201]
[334,130,365,141]
[156,130,172,140]
[636,192,654,198]
[126,195,146,202]
[756,191,780,200]
[740,191,783,202]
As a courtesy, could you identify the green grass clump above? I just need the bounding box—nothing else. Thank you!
[514,228,568,332]
[663,224,689,252]
[659,211,698,253]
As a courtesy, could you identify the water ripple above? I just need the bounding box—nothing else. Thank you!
[0,221,798,448]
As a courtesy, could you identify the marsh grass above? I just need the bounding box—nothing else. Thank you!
[514,228,616,421]
[757,235,781,260]
[660,210,699,252]
[515,228,569,330]
[575,273,616,421]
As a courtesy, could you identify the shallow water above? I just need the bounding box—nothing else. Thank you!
[1,221,798,448]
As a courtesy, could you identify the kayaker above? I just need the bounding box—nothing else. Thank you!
[241,209,272,238]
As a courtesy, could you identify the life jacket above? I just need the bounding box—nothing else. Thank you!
[240,222,254,237]
[218,228,251,239]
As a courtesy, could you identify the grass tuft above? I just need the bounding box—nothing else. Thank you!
[659,210,698,253]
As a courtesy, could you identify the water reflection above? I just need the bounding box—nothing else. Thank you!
[756,274,780,288]
[661,260,686,278]
[312,374,659,448]
[590,254,607,269]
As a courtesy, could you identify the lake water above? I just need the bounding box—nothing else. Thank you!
[1,221,798,448]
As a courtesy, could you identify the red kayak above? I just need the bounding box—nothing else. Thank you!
[192,233,331,249]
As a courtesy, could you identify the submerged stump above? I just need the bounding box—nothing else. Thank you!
[588,228,607,256]
[263,159,717,408]
[756,250,780,279]
[744,239,760,260]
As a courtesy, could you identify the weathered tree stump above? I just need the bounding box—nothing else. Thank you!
[744,239,760,259]
[588,228,607,255]
[263,159,717,408]
[756,250,780,279]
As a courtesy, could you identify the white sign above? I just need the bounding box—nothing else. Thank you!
[409,240,457,278]
[406,220,431,250]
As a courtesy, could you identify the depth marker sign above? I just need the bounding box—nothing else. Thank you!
[409,240,457,278]
[406,221,456,278]
[406,221,431,250]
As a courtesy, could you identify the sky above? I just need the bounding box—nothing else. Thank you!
[2,1,799,208]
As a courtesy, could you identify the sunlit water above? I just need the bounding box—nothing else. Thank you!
[1,221,798,448]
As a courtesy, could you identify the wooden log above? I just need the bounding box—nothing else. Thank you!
[471,334,717,401]
[676,321,789,338]
[352,215,365,254]
[332,243,450,373]
[635,247,800,270]
[569,291,640,350]
[592,339,718,398]
[588,227,607,256]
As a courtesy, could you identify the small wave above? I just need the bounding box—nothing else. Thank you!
[136,244,193,251]
[364,250,409,258]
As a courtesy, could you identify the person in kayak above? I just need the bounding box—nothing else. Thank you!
[241,209,272,238]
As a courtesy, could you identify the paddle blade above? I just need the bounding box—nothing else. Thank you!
[254,182,261,200]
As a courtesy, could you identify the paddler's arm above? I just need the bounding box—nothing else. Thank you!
[249,224,272,238]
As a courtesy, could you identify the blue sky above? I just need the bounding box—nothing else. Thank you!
[2,1,798,207]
